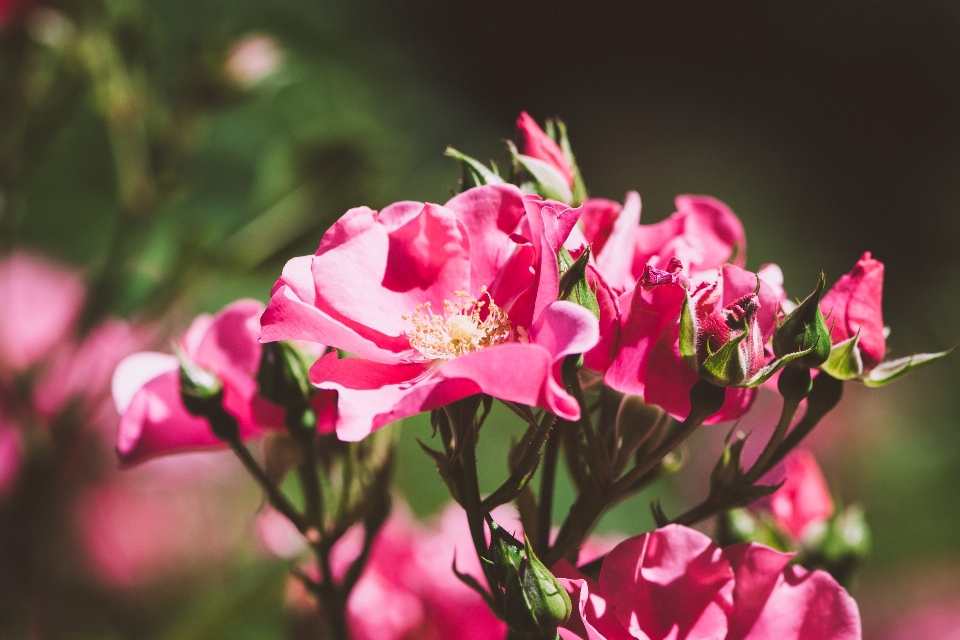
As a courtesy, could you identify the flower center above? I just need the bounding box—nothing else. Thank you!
[404,287,513,360]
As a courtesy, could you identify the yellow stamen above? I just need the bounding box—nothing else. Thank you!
[406,287,514,360]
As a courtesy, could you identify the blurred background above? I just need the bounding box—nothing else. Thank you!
[1,0,959,638]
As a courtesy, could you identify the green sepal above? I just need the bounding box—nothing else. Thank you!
[650,499,670,528]
[508,141,574,204]
[820,333,864,381]
[740,344,815,388]
[444,146,504,191]
[558,246,600,319]
[700,330,748,387]
[772,272,832,368]
[257,341,313,409]
[452,557,498,611]
[679,290,699,370]
[862,346,957,387]
[556,119,587,205]
[717,509,792,551]
[175,346,237,441]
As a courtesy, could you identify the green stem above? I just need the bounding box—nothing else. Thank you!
[226,439,309,534]
[744,395,801,484]
[535,428,561,555]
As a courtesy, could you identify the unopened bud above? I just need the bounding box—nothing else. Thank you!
[504,536,572,635]
[773,273,832,369]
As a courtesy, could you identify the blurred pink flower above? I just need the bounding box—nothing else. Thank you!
[768,450,835,540]
[820,252,885,370]
[262,501,510,640]
[75,453,254,587]
[517,112,575,188]
[0,252,84,372]
[555,524,861,640]
[262,185,599,441]
[33,318,153,432]
[112,300,305,465]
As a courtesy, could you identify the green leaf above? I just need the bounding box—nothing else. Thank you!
[741,344,815,388]
[862,347,957,387]
[444,146,504,190]
[820,333,864,381]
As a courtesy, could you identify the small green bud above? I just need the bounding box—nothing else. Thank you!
[257,341,313,410]
[176,348,237,441]
[504,536,572,635]
[773,273,832,369]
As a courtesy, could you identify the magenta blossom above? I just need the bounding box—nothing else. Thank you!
[261,184,599,441]
[572,193,747,292]
[604,263,784,424]
[554,524,861,640]
[820,253,885,370]
[112,300,333,466]
[517,111,576,188]
[767,450,835,541]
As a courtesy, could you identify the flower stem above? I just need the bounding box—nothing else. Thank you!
[535,429,561,555]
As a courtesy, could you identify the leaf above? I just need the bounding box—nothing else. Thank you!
[863,347,957,387]
[444,146,504,190]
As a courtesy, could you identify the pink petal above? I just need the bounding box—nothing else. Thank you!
[310,353,476,441]
[723,542,795,639]
[261,255,405,363]
[311,202,471,346]
[517,111,575,187]
[735,563,861,640]
[721,264,784,337]
[443,184,527,291]
[600,525,734,640]
[821,252,885,369]
[769,450,835,540]
[0,252,85,371]
[554,561,635,640]
[583,265,622,374]
[590,192,642,292]
[603,279,686,398]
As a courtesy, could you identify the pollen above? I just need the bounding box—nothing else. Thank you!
[406,287,513,360]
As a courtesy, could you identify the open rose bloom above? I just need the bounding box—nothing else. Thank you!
[262,184,599,441]
[555,525,861,640]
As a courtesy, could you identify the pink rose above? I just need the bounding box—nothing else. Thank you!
[604,263,783,424]
[261,184,599,441]
[517,112,575,188]
[768,450,835,540]
[820,253,885,370]
[113,300,332,465]
[0,252,84,372]
[573,193,747,293]
[555,524,861,640]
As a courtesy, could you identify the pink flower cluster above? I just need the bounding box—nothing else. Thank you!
[554,524,860,640]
